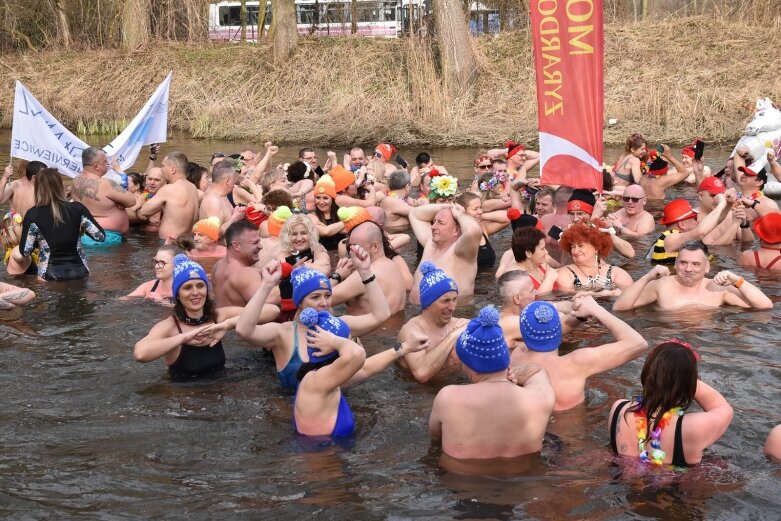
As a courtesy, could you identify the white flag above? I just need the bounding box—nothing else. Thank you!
[10,72,173,178]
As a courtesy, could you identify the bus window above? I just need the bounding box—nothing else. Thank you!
[380,2,396,21]
[297,4,317,25]
[219,5,261,26]
[323,3,349,24]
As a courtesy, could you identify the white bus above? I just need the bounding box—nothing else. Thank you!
[208,0,424,41]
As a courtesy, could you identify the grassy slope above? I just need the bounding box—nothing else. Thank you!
[0,16,776,147]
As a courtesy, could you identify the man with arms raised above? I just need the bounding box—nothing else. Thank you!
[0,161,44,218]
[380,170,421,233]
[615,240,772,311]
[330,217,407,315]
[429,306,554,461]
[408,202,481,303]
[604,184,655,236]
[199,159,245,237]
[71,147,136,242]
[514,298,648,411]
[397,262,468,383]
[695,177,752,245]
[137,151,200,240]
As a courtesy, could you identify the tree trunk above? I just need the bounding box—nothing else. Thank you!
[121,0,151,51]
[432,0,477,98]
[269,0,298,63]
[51,0,71,48]
[241,0,247,42]
[351,0,357,34]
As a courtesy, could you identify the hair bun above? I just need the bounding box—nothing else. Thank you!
[299,307,318,327]
[478,306,499,327]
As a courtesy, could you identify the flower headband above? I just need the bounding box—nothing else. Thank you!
[668,338,700,361]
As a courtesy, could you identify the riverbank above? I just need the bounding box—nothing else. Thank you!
[0,15,777,148]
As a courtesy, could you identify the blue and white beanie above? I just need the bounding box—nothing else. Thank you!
[419,261,458,309]
[299,307,350,363]
[172,254,209,300]
[291,267,331,307]
[456,306,510,373]
[520,301,562,352]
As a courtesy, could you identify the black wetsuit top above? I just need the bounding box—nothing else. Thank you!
[477,232,496,267]
[168,317,226,378]
[20,202,105,281]
[610,400,688,467]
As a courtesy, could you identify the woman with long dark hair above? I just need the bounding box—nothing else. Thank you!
[134,255,243,378]
[308,174,346,251]
[608,340,733,466]
[20,168,105,281]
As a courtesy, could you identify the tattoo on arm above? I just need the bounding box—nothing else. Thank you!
[108,179,127,193]
[72,177,100,201]
[1,290,30,302]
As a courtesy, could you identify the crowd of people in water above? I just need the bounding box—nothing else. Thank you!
[1,134,780,468]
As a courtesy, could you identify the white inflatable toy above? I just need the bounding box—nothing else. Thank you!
[731,97,781,196]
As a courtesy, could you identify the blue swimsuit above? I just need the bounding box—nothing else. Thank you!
[277,321,304,388]
[293,390,355,438]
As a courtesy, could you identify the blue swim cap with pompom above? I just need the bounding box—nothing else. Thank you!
[298,307,350,364]
[418,261,458,310]
[456,305,509,373]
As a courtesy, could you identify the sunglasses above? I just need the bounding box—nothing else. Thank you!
[477,164,492,170]
[373,152,383,158]
[622,196,642,203]
[153,259,167,268]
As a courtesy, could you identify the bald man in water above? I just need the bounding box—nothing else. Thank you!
[329,221,407,315]
[408,203,481,303]
[604,184,655,236]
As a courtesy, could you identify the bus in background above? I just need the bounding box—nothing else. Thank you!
[208,0,424,41]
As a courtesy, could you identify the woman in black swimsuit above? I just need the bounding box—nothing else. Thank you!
[455,192,510,268]
[608,340,733,467]
[308,175,346,251]
[134,255,242,378]
[20,168,105,281]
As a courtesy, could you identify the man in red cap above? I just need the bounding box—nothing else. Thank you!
[670,143,711,184]
[732,154,780,219]
[649,192,732,264]
[695,176,753,245]
[616,240,772,311]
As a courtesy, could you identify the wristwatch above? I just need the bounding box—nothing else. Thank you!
[394,342,406,358]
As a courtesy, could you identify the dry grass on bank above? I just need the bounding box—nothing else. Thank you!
[0,14,779,147]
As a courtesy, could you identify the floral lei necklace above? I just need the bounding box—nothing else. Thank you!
[634,399,684,465]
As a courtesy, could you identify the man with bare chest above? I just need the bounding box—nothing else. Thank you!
[137,152,200,240]
[71,147,136,241]
[0,161,44,219]
[408,203,481,304]
[397,262,468,383]
[199,159,245,237]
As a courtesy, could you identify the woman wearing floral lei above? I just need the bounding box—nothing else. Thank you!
[608,340,732,467]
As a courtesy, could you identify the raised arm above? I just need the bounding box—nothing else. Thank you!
[340,245,390,336]
[234,261,283,345]
[664,193,730,252]
[713,270,773,310]
[252,143,278,183]
[104,178,137,208]
[658,145,694,188]
[410,203,450,246]
[450,203,482,261]
[345,333,430,387]
[305,330,366,392]
[0,165,14,204]
[569,296,648,377]
[684,380,733,460]
[612,265,667,311]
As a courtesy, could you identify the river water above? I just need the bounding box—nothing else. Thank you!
[1,134,780,520]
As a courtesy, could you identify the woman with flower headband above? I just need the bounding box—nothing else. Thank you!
[555,219,633,295]
[608,340,733,467]
[427,174,459,203]
[475,170,511,212]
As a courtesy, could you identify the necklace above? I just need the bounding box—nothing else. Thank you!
[574,262,612,289]
[176,310,209,326]
[634,403,684,465]
[479,378,512,383]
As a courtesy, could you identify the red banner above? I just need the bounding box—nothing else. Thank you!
[530,0,604,190]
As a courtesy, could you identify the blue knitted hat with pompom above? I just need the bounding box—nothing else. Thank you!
[299,307,351,363]
[520,301,562,352]
[172,254,209,300]
[456,306,510,373]
[418,261,458,309]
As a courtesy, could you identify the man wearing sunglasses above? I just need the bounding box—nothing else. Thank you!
[605,185,655,236]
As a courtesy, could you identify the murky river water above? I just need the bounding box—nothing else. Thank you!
[1,134,780,520]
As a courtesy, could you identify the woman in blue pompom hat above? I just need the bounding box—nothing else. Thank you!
[293,307,431,437]
[235,244,390,390]
[134,254,245,378]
